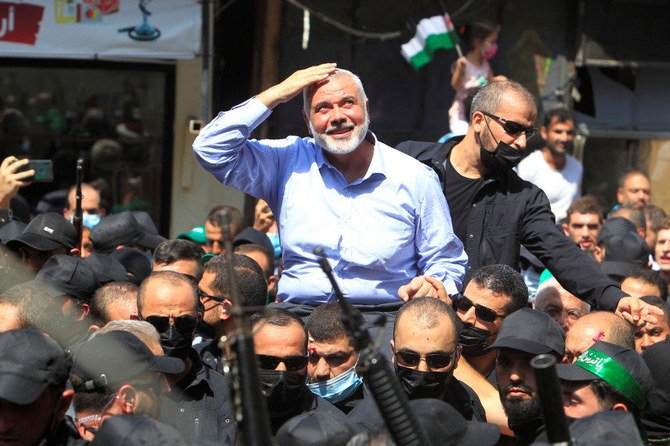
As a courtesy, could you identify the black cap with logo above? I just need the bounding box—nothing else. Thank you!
[7,212,76,251]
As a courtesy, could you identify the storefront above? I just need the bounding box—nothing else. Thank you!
[0,0,240,235]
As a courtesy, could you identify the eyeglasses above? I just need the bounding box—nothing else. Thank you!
[143,314,198,333]
[198,288,227,302]
[257,354,308,372]
[453,294,505,323]
[394,349,454,369]
[482,111,537,138]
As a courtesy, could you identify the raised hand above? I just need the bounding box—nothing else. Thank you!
[0,156,33,208]
[256,63,337,110]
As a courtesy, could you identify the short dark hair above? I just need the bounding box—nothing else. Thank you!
[659,216,670,232]
[543,107,574,128]
[203,254,267,307]
[234,243,275,279]
[394,297,461,342]
[470,264,528,315]
[643,204,667,233]
[152,239,206,280]
[306,302,362,347]
[70,373,116,413]
[251,307,307,349]
[609,208,646,230]
[590,379,641,417]
[459,20,500,53]
[625,269,668,302]
[89,281,139,325]
[567,195,605,222]
[0,283,63,333]
[137,271,198,315]
[470,80,537,121]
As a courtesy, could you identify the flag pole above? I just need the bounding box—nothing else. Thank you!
[436,0,463,57]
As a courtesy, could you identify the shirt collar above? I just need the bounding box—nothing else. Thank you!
[315,130,387,183]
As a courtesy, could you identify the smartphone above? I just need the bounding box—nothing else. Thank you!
[18,159,54,182]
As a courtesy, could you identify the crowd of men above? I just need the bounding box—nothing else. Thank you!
[0,64,669,445]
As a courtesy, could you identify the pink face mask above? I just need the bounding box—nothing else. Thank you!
[481,43,498,60]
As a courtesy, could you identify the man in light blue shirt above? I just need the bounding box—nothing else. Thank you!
[193,63,467,306]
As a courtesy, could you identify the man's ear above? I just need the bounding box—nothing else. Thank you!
[302,110,311,135]
[366,98,371,125]
[540,126,549,141]
[219,299,233,321]
[453,345,462,371]
[117,385,137,414]
[471,111,486,133]
[69,248,81,258]
[612,402,629,412]
[561,223,570,237]
[389,339,395,365]
[57,389,74,421]
[78,303,90,321]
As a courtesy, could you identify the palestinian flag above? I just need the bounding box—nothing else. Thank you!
[401,14,459,70]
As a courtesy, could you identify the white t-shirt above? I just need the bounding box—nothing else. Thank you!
[517,150,583,221]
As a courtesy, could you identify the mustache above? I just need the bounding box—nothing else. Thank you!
[503,383,534,396]
[325,123,355,134]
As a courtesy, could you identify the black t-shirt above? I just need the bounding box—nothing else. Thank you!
[442,155,484,244]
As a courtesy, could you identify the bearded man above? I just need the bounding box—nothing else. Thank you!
[193,64,467,305]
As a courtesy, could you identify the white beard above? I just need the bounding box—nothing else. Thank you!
[310,119,369,155]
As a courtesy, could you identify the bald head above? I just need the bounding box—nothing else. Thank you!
[534,278,590,332]
[394,297,460,342]
[564,311,634,362]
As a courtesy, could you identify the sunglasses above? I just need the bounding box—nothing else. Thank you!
[453,294,505,323]
[143,315,198,333]
[256,354,308,372]
[482,111,537,138]
[394,349,454,369]
[308,349,353,367]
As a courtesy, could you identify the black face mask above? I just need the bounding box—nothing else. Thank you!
[480,140,525,174]
[395,365,452,400]
[159,324,193,360]
[259,369,306,412]
[459,325,493,357]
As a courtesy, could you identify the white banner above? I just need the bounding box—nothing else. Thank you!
[0,0,201,60]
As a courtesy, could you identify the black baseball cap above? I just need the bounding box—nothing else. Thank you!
[410,399,500,446]
[72,330,184,390]
[533,410,644,446]
[7,212,76,251]
[276,412,357,446]
[90,211,165,253]
[596,217,636,245]
[600,231,650,277]
[556,341,652,410]
[233,227,274,255]
[641,339,670,439]
[487,308,565,356]
[109,247,151,285]
[35,254,98,302]
[0,220,26,245]
[0,329,71,405]
[91,414,188,446]
[84,252,129,284]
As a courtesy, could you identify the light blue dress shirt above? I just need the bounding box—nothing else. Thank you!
[193,98,467,305]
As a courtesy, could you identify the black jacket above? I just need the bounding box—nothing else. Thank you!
[396,137,625,310]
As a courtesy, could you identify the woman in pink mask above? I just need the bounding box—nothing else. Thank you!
[448,20,507,136]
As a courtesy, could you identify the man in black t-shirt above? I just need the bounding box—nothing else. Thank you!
[397,79,660,327]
